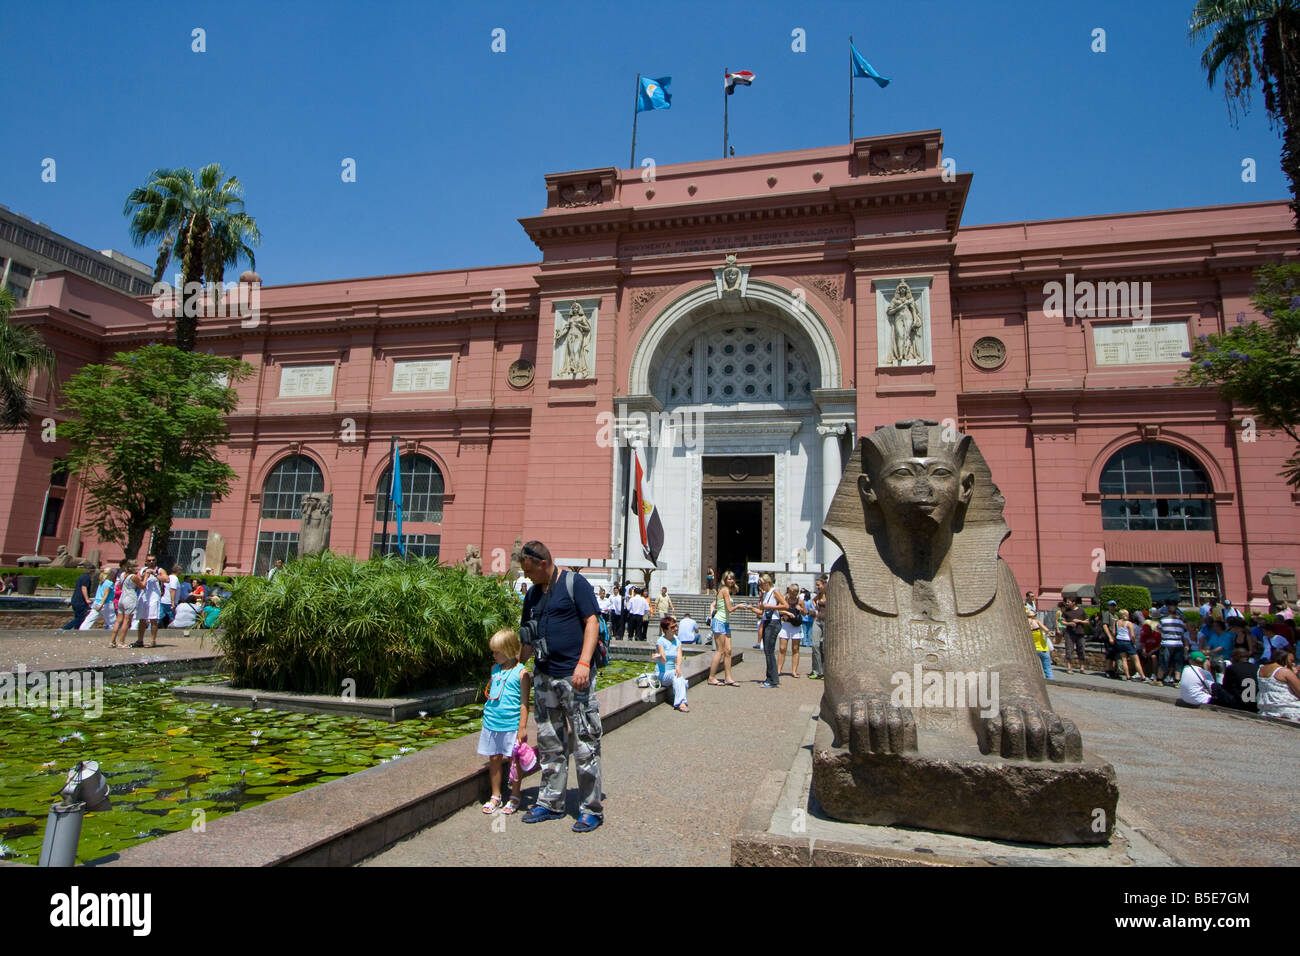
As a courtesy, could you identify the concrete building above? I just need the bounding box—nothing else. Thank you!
[0,203,153,305]
[6,130,1298,606]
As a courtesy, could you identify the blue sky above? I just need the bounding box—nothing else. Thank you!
[2,0,1288,286]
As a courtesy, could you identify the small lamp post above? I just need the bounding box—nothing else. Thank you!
[38,760,111,867]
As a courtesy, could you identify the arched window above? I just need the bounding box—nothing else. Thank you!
[1098,443,1215,531]
[375,454,445,522]
[260,455,324,519]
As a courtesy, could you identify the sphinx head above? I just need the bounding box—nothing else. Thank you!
[859,420,975,535]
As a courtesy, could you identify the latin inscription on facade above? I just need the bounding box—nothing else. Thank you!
[1093,322,1189,366]
[621,225,852,257]
[279,364,334,398]
[392,359,452,392]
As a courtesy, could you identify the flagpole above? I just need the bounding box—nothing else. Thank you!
[722,68,728,158]
[381,434,397,557]
[620,443,634,596]
[849,35,855,143]
[630,73,641,169]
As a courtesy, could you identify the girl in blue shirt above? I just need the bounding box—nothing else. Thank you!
[480,628,532,815]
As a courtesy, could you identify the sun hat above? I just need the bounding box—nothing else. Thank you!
[1189,650,1207,663]
[1107,600,1117,606]
[508,740,538,784]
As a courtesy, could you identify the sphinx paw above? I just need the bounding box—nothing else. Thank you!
[982,697,1082,762]
[837,692,917,756]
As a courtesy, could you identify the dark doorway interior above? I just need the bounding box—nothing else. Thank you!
[716,500,763,587]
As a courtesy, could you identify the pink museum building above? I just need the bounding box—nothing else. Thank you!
[5,129,1298,606]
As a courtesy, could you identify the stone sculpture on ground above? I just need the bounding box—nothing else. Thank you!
[464,544,482,575]
[47,545,74,568]
[814,419,1118,845]
[299,493,333,556]
[206,532,226,573]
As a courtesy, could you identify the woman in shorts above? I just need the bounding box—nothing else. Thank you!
[1113,609,1146,681]
[706,571,745,687]
[777,584,805,678]
[111,564,139,648]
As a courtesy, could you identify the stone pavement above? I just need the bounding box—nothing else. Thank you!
[0,627,221,675]
[367,654,1300,867]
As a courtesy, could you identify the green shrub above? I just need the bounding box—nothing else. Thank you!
[1099,585,1151,614]
[215,552,522,697]
[0,567,87,587]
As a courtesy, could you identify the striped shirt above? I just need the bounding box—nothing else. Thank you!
[1159,615,1189,647]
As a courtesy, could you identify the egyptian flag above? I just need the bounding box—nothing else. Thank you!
[724,70,755,94]
[631,448,664,564]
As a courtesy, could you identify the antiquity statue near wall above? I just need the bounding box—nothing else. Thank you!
[299,493,333,556]
[815,420,1117,845]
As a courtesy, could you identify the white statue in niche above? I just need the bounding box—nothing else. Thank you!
[554,301,593,379]
[886,280,925,365]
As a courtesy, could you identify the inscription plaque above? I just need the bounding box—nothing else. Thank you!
[1093,322,1188,366]
[279,364,334,398]
[392,359,452,393]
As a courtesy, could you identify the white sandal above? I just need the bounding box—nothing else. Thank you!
[481,795,502,814]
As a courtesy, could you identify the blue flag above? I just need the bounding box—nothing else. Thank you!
[636,75,672,112]
[851,43,891,88]
[390,439,405,555]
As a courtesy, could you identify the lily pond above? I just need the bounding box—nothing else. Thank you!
[0,661,644,864]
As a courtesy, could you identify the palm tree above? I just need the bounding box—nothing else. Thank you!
[123,164,262,350]
[0,288,58,431]
[1191,1,1300,227]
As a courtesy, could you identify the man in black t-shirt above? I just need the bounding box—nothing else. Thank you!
[518,540,604,833]
[61,569,95,630]
[1060,598,1088,674]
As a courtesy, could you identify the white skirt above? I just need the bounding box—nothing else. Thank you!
[477,727,517,757]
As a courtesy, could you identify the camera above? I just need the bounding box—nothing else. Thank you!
[520,617,548,666]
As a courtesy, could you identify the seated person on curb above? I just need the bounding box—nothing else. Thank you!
[1177,650,1220,708]
[677,612,699,644]
[1223,647,1260,712]
[200,595,222,628]
[654,616,689,713]
[1257,649,1300,723]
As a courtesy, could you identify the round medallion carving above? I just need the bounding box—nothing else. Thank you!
[728,457,750,481]
[507,359,535,388]
[971,337,1007,370]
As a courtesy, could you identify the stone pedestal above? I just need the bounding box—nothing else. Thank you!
[811,719,1118,845]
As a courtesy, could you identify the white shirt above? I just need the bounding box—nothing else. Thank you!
[610,594,623,614]
[172,601,199,628]
[597,596,611,613]
[678,617,699,643]
[629,595,650,616]
[1179,665,1215,705]
[163,573,179,606]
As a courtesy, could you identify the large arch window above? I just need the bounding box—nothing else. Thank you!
[654,322,817,407]
[1098,443,1215,531]
[374,454,445,523]
[260,455,325,519]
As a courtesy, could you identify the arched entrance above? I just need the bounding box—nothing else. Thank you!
[621,280,854,593]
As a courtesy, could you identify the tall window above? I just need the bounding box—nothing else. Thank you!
[1098,443,1215,532]
[261,455,324,519]
[255,532,298,576]
[374,454,445,522]
[158,530,209,573]
[174,491,213,520]
[372,533,440,560]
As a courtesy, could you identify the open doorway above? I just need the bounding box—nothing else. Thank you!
[716,500,763,593]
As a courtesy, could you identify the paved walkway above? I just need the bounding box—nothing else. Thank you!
[0,627,221,674]
[367,656,1300,867]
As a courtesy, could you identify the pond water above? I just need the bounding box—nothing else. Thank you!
[0,661,644,864]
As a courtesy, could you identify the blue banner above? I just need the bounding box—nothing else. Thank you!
[636,75,672,112]
[851,43,891,88]
[391,439,405,555]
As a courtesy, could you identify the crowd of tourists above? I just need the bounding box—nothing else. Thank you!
[1026,591,1300,722]
[56,556,225,642]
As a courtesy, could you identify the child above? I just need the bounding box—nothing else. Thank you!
[479,628,532,815]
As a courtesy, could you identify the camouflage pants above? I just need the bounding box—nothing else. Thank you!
[532,671,603,817]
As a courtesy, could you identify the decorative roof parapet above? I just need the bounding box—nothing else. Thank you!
[545,167,619,210]
[852,129,943,177]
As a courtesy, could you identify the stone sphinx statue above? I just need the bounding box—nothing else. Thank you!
[47,545,74,568]
[814,419,1117,845]
[299,493,333,556]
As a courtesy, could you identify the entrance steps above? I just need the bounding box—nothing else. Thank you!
[667,592,758,640]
